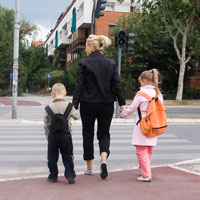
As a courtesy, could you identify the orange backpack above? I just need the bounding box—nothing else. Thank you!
[136,91,168,138]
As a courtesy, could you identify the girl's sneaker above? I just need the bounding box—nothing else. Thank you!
[137,176,151,182]
[84,170,93,175]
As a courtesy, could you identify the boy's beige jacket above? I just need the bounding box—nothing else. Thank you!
[44,98,79,139]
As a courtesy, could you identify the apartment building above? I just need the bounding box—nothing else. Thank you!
[45,0,141,69]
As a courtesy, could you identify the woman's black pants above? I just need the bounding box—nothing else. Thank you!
[80,102,114,161]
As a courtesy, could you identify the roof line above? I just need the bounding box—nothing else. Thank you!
[44,0,76,43]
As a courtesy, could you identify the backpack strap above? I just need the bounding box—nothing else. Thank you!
[63,103,73,118]
[136,91,153,125]
[136,91,152,101]
[45,106,54,117]
[136,107,142,125]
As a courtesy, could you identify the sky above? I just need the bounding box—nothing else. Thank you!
[0,0,73,41]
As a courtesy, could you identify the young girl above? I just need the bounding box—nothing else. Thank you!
[119,69,163,182]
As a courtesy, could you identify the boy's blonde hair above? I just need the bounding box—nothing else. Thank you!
[86,34,111,51]
[52,83,66,96]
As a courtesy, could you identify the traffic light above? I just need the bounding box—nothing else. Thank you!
[115,30,134,53]
[125,33,134,53]
[95,0,107,18]
[115,30,127,47]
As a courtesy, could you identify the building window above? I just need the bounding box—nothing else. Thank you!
[67,19,72,34]
[59,31,62,40]
[77,3,84,20]
[130,6,136,13]
[67,53,71,62]
[109,24,116,30]
[62,23,68,36]
[105,2,115,11]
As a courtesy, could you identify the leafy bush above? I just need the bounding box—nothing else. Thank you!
[183,87,200,99]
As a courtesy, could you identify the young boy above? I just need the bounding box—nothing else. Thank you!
[44,83,79,184]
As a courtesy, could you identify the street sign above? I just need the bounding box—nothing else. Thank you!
[47,74,51,79]
[9,72,13,78]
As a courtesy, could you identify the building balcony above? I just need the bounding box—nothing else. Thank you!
[57,37,71,49]
[48,48,54,56]
[69,38,86,53]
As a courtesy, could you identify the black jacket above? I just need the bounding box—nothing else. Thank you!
[72,51,126,109]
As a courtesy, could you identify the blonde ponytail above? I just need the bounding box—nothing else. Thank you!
[152,68,161,97]
[86,34,111,51]
[139,68,161,97]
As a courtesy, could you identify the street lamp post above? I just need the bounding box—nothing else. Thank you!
[91,0,96,34]
[12,0,20,119]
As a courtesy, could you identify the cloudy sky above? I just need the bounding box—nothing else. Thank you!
[0,0,73,41]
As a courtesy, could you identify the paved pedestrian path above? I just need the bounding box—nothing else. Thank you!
[0,166,200,200]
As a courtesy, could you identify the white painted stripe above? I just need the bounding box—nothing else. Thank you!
[169,165,200,176]
[0,153,199,161]
[0,145,199,152]
[0,138,190,144]
[0,134,177,139]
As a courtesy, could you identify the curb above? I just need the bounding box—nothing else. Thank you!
[1,160,200,183]
[0,118,200,125]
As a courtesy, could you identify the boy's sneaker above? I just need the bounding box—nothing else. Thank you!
[67,177,75,184]
[47,174,57,183]
[100,163,108,179]
[137,176,151,182]
[84,170,93,175]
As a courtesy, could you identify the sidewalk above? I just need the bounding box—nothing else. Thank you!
[0,164,200,200]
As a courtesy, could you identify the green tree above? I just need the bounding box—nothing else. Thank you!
[118,0,200,100]
[25,46,51,91]
[105,12,178,98]
[0,6,14,92]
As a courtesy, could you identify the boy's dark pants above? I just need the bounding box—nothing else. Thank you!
[47,134,76,179]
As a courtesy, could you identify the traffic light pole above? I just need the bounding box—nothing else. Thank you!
[115,46,122,118]
[12,0,20,119]
[91,0,96,34]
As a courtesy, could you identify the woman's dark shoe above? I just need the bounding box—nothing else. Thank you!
[67,177,75,184]
[47,174,57,183]
[100,163,108,179]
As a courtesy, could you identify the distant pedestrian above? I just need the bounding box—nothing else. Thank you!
[44,83,79,184]
[120,69,163,182]
[73,34,126,179]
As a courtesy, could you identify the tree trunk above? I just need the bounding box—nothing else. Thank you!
[176,61,186,101]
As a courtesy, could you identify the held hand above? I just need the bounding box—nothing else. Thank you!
[119,106,125,118]
[119,106,125,113]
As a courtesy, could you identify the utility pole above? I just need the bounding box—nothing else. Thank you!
[91,0,96,34]
[114,28,134,117]
[115,28,123,118]
[91,0,107,34]
[115,42,122,118]
[12,0,20,119]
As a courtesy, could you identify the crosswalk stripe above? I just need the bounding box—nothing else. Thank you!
[0,138,191,144]
[0,153,200,162]
[0,134,177,139]
[0,145,200,152]
[0,124,200,180]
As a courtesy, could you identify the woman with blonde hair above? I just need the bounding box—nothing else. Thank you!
[73,34,126,179]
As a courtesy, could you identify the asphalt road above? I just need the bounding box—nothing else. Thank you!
[0,105,200,120]
[0,123,200,180]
